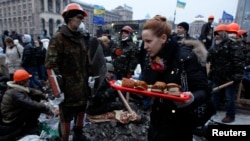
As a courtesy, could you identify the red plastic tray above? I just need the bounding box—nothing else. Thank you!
[109,80,191,102]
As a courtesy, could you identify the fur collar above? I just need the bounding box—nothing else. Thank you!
[7,81,30,93]
[179,39,208,66]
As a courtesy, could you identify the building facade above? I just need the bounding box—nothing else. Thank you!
[189,20,206,39]
[235,0,250,40]
[0,0,131,39]
[0,0,69,38]
[111,4,133,21]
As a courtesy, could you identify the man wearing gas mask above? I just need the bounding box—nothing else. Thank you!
[45,3,91,141]
[77,22,91,49]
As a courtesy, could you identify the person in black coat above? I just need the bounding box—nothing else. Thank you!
[34,39,47,82]
[1,30,9,53]
[21,34,46,92]
[0,69,53,139]
[199,15,214,50]
[141,15,210,141]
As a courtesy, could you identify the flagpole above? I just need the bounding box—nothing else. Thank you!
[173,9,176,30]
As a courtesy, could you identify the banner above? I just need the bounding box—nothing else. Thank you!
[93,16,104,25]
[222,11,234,21]
[176,0,186,9]
[93,5,105,15]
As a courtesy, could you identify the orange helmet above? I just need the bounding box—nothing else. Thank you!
[208,15,214,19]
[62,3,87,18]
[121,25,134,33]
[227,22,239,33]
[14,69,32,82]
[237,29,247,37]
[214,24,228,33]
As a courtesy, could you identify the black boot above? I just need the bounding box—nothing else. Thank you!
[72,127,90,141]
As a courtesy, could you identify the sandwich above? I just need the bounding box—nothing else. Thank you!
[166,83,181,96]
[121,77,135,88]
[151,81,167,93]
[134,80,148,90]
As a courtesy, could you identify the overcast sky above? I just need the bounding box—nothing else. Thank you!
[77,0,238,23]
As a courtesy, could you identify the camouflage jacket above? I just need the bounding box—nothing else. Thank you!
[45,25,89,106]
[112,39,139,78]
[207,38,245,85]
[244,48,250,67]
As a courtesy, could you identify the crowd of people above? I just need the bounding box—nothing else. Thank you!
[0,2,250,141]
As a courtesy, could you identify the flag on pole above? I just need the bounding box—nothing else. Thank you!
[93,5,105,15]
[221,11,234,21]
[176,0,186,9]
[93,16,104,25]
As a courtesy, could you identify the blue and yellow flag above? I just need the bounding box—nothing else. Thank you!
[176,0,186,9]
[93,5,105,15]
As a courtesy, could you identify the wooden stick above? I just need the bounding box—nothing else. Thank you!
[236,80,243,104]
[212,81,234,92]
[117,90,133,113]
[126,92,130,102]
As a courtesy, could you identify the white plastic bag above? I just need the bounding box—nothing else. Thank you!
[132,64,141,79]
[17,135,41,141]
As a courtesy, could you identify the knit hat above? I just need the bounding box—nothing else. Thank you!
[177,22,189,32]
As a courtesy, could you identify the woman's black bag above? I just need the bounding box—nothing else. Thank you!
[192,98,216,127]
[180,64,216,127]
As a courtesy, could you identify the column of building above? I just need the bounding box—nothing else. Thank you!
[44,0,49,37]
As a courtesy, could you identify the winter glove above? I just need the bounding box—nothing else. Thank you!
[173,92,194,108]
[88,76,95,89]
[88,76,99,88]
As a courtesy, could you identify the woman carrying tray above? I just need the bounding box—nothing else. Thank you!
[141,15,211,141]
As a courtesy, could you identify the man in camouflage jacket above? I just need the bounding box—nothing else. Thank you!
[207,29,245,123]
[112,25,140,79]
[45,3,90,141]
